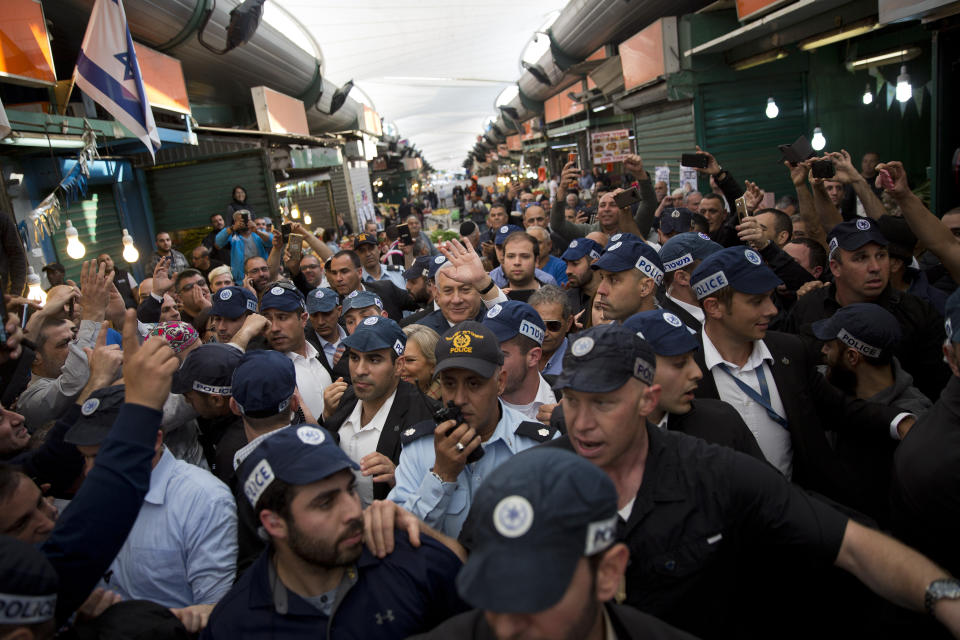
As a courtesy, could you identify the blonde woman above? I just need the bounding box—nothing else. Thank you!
[400,324,441,400]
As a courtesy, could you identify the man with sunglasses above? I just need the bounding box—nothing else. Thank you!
[175,269,213,326]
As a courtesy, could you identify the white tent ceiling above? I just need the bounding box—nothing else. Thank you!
[271,0,569,173]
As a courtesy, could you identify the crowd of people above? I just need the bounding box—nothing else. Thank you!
[1,144,960,640]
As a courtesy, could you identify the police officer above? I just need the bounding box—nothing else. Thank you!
[657,232,722,329]
[623,309,764,458]
[657,206,696,245]
[304,286,346,378]
[560,237,602,316]
[0,535,59,639]
[411,448,696,640]
[203,425,467,639]
[209,285,269,351]
[389,321,557,537]
[341,290,389,334]
[593,233,665,321]
[322,316,436,504]
[173,343,245,481]
[549,323,960,639]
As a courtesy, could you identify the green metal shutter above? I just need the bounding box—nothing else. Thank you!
[632,100,696,192]
[54,187,125,283]
[145,150,275,233]
[696,76,806,199]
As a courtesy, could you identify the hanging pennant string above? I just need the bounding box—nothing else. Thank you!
[30,123,99,245]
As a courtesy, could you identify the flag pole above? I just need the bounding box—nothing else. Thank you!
[56,75,77,116]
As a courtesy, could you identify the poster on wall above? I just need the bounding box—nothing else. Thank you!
[654,166,670,194]
[590,129,632,164]
[348,163,377,227]
[679,167,698,193]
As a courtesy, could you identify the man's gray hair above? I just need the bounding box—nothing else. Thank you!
[529,285,572,320]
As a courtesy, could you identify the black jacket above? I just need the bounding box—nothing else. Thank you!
[783,283,949,400]
[409,306,487,334]
[323,381,439,500]
[693,330,903,514]
[305,327,351,383]
[399,305,434,328]
[364,279,420,323]
[657,293,702,332]
[408,603,698,640]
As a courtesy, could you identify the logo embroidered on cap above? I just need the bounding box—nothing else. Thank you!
[569,240,579,248]
[693,270,729,299]
[348,291,359,298]
[493,495,534,538]
[297,426,326,445]
[837,328,881,358]
[610,233,622,241]
[403,428,416,437]
[571,336,594,356]
[633,356,655,384]
[246,299,258,312]
[671,209,681,218]
[192,381,231,395]
[446,330,482,353]
[664,253,693,272]
[81,398,100,416]
[500,225,510,233]
[0,593,57,625]
[269,286,285,296]
[363,317,379,326]
[698,232,710,240]
[662,312,683,327]
[607,241,622,252]
[744,249,762,265]
[434,256,446,264]
[828,237,839,253]
[219,289,233,300]
[314,290,325,298]
[519,319,544,344]
[393,339,405,356]
[244,459,274,506]
[856,219,871,230]
[635,257,664,286]
[585,515,618,555]
[487,304,502,318]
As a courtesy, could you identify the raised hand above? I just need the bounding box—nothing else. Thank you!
[152,256,174,295]
[828,149,861,184]
[874,161,910,197]
[743,180,766,213]
[623,154,646,179]
[437,238,487,288]
[79,259,110,322]
[694,145,722,175]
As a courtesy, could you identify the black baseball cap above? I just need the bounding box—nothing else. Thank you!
[42,262,66,274]
[434,321,504,378]
[172,343,241,396]
[623,310,699,356]
[659,207,696,235]
[65,385,126,447]
[554,324,656,393]
[691,246,782,300]
[0,536,58,626]
[827,218,888,257]
[457,447,619,613]
[354,232,378,248]
[811,302,901,359]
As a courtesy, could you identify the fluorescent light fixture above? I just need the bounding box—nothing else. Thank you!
[798,18,879,51]
[849,47,921,70]
[731,49,787,71]
[1,133,86,149]
[811,127,826,151]
[593,104,610,112]
[896,65,912,103]
[765,97,779,119]
[862,84,873,105]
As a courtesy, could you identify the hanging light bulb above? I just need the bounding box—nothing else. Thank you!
[121,228,139,263]
[303,214,312,225]
[64,219,86,259]
[896,65,912,103]
[862,84,873,105]
[290,204,300,219]
[26,267,46,306]
[811,127,826,151]
[765,97,779,119]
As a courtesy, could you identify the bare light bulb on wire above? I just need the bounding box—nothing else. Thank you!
[26,267,46,306]
[64,219,86,259]
[896,65,912,103]
[765,97,779,119]
[862,84,873,105]
[121,228,139,262]
[303,214,312,225]
[290,205,300,219]
[811,127,826,151]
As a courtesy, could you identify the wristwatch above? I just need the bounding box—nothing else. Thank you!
[925,578,960,614]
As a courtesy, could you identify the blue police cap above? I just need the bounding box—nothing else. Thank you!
[494,224,524,246]
[623,310,699,357]
[341,290,384,313]
[238,425,358,508]
[659,207,695,235]
[0,536,58,626]
[659,232,723,273]
[947,289,960,344]
[211,286,258,319]
[554,324,656,393]
[64,385,125,447]
[591,234,665,286]
[482,300,545,345]
[827,218,888,257]
[427,254,451,280]
[456,447,618,614]
[172,343,242,395]
[811,302,901,359]
[342,316,406,355]
[305,287,339,314]
[402,255,433,281]
[560,237,602,263]
[259,283,305,313]
[231,350,297,418]
[691,246,783,300]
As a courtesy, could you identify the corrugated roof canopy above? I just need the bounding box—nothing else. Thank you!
[272,0,568,173]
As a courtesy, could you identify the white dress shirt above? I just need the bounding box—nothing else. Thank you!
[666,292,705,324]
[501,374,557,422]
[337,389,398,506]
[702,331,793,479]
[316,325,347,368]
[285,342,333,419]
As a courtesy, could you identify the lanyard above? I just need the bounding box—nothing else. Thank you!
[718,363,789,430]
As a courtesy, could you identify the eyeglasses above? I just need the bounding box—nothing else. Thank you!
[544,320,563,332]
[179,280,209,293]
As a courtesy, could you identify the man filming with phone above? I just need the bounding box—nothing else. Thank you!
[215,209,273,284]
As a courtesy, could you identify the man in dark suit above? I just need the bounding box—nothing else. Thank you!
[408,254,489,333]
[325,250,419,323]
[303,286,347,381]
[690,246,914,516]
[657,232,723,331]
[399,255,435,327]
[321,316,437,503]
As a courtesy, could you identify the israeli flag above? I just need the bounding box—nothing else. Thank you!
[73,0,160,160]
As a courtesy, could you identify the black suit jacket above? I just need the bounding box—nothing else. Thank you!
[364,279,420,323]
[693,330,902,513]
[324,380,439,500]
[305,328,351,382]
[657,293,702,333]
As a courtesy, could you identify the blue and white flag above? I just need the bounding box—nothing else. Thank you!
[73,0,160,160]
